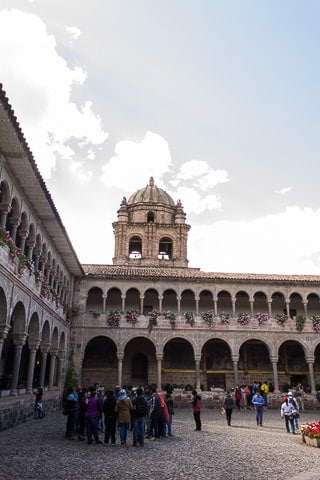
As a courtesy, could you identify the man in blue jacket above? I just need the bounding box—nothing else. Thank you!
[252,391,264,426]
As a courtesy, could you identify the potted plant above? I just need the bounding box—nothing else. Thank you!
[163,310,176,329]
[301,420,320,447]
[219,312,231,324]
[311,315,320,332]
[148,309,159,332]
[184,311,195,327]
[275,313,288,326]
[237,313,250,326]
[255,312,269,326]
[107,310,122,328]
[125,309,139,326]
[201,310,214,327]
[296,314,306,332]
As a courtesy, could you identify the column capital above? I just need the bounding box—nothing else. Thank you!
[0,324,10,339]
[156,354,163,361]
[13,333,28,346]
[232,355,239,362]
[306,356,315,364]
[270,356,279,363]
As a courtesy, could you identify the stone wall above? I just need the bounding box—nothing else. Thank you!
[0,391,62,432]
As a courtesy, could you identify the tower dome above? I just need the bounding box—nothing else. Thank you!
[128,177,175,206]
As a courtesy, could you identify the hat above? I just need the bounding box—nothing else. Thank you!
[288,392,293,396]
[118,389,127,400]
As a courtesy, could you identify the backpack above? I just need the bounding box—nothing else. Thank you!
[133,396,148,417]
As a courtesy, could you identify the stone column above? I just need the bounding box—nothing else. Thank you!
[121,295,126,313]
[306,356,316,394]
[232,298,236,317]
[303,302,307,317]
[267,300,272,317]
[11,333,28,395]
[249,300,254,318]
[156,355,163,390]
[270,356,279,392]
[26,340,40,393]
[0,203,10,228]
[48,348,58,390]
[140,296,144,314]
[56,353,65,389]
[194,355,201,390]
[232,355,239,386]
[117,354,124,387]
[285,299,290,318]
[0,324,10,360]
[177,296,181,315]
[213,298,218,317]
[195,297,199,316]
[102,295,107,314]
[39,344,51,387]
[158,296,163,313]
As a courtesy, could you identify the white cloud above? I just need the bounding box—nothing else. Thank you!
[172,160,229,191]
[189,206,320,274]
[65,25,81,40]
[101,131,172,190]
[0,9,107,178]
[276,186,292,196]
[175,187,221,213]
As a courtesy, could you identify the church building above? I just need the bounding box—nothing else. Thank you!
[0,84,320,428]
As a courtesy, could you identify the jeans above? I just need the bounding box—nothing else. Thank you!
[284,415,295,433]
[166,414,173,435]
[255,406,263,425]
[194,411,201,430]
[133,418,145,446]
[119,422,129,444]
[85,416,100,443]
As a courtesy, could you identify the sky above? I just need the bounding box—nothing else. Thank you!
[1,0,320,275]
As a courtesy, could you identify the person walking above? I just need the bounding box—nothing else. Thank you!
[165,391,174,436]
[115,388,133,445]
[287,391,300,430]
[281,396,296,434]
[252,390,264,426]
[64,386,79,440]
[191,390,202,431]
[131,387,148,447]
[223,391,234,426]
[34,387,44,419]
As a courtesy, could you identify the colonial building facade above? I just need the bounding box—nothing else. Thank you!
[0,85,320,430]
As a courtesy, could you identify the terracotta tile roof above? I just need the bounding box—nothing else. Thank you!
[82,264,320,284]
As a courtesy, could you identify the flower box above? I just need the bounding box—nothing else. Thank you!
[304,436,320,447]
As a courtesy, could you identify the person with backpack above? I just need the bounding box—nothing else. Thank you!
[223,391,234,426]
[131,387,148,447]
[287,391,300,430]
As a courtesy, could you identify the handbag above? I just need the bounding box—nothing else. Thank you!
[220,407,225,415]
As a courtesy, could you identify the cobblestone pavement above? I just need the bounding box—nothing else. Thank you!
[1,408,320,480]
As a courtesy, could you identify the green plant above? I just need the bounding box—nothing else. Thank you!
[201,310,214,326]
[275,313,288,325]
[219,312,231,324]
[184,311,195,327]
[296,314,306,332]
[148,309,159,332]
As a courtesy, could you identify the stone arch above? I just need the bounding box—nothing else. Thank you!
[307,292,320,317]
[201,338,233,391]
[125,287,140,312]
[0,286,8,326]
[278,339,309,390]
[143,288,159,314]
[253,291,268,315]
[199,289,214,312]
[163,337,195,389]
[123,337,156,386]
[289,292,304,318]
[180,289,196,313]
[106,287,122,311]
[86,286,103,314]
[129,235,142,258]
[235,290,250,314]
[82,336,118,388]
[162,288,177,312]
[158,236,173,259]
[271,291,286,316]
[217,290,232,314]
[239,338,273,382]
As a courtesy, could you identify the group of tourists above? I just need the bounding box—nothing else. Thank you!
[217,381,304,434]
[63,384,174,447]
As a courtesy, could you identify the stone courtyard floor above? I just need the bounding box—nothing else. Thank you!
[0,407,320,480]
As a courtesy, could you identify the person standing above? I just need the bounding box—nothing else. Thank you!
[252,390,264,426]
[295,383,305,412]
[147,388,161,439]
[34,387,44,419]
[131,387,148,447]
[165,391,174,436]
[191,390,202,431]
[234,385,242,411]
[287,391,300,430]
[281,396,296,434]
[223,391,234,426]
[102,390,117,445]
[115,388,133,445]
[64,386,79,440]
[85,387,103,444]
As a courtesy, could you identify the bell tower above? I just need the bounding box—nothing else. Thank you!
[112,177,190,268]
